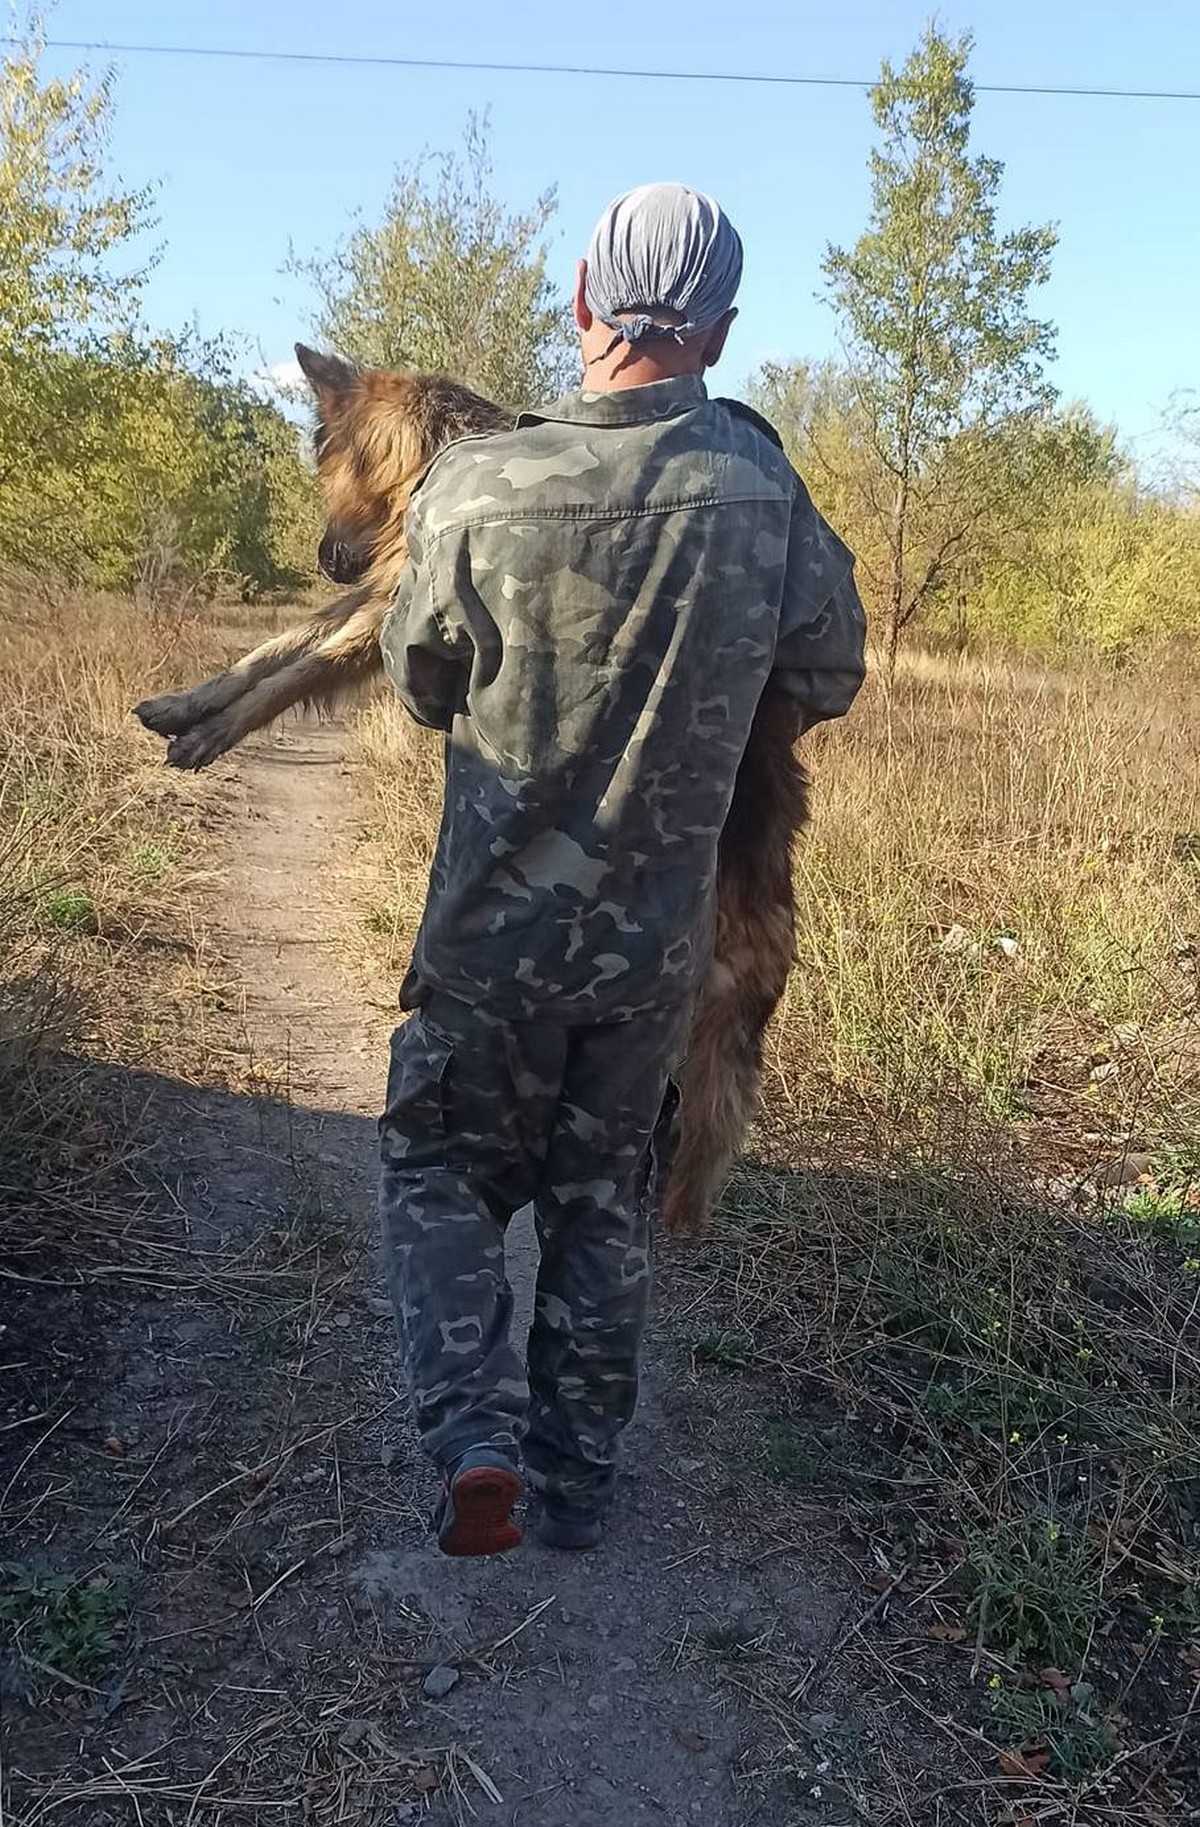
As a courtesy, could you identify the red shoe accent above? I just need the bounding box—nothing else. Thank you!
[438,1465,524,1557]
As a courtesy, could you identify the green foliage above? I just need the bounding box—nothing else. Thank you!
[966,1517,1099,1667]
[39,886,97,933]
[0,32,318,595]
[128,834,177,885]
[752,358,884,585]
[755,355,1200,663]
[1120,1148,1200,1251]
[759,1419,887,1494]
[1122,1183,1190,1228]
[291,115,574,408]
[3,329,320,593]
[0,30,152,353]
[962,473,1200,660]
[0,1561,130,1691]
[1,28,147,568]
[822,26,1058,676]
[825,24,1057,457]
[690,1327,755,1370]
[4,22,1197,657]
[987,1683,1119,1782]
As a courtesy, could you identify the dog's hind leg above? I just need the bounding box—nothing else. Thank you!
[662,686,809,1234]
[661,905,794,1235]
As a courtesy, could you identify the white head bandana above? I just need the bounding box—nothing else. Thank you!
[584,182,743,358]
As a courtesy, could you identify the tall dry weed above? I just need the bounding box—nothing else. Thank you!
[0,586,231,1247]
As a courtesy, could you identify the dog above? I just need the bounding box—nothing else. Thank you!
[135,345,808,1231]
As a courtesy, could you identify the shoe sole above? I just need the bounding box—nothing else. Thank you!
[438,1466,524,1557]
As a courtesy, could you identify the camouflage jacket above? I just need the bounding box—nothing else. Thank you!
[380,373,866,1022]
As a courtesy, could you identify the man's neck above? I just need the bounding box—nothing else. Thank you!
[581,350,707,394]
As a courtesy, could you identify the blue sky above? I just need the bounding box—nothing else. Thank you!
[37,0,1200,465]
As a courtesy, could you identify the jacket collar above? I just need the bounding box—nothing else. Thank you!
[517,374,708,430]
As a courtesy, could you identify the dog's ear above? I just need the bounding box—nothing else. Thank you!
[295,343,355,404]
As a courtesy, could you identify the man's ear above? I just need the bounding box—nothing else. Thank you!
[295,343,356,404]
[573,260,593,333]
[699,309,736,371]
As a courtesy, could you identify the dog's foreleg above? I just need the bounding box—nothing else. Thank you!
[134,590,374,739]
[162,601,388,770]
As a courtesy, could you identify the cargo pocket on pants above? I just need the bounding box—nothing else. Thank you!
[379,1013,453,1166]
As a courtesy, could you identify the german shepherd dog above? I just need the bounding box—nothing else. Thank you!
[135,345,809,1233]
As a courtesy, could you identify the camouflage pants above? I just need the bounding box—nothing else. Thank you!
[378,988,684,1512]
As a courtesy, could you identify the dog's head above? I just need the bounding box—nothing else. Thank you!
[295,344,514,586]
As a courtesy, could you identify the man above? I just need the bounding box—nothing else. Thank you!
[378,183,866,1556]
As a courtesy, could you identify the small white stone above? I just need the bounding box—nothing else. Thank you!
[937,923,974,956]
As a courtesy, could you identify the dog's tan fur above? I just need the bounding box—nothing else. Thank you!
[135,349,510,768]
[135,345,807,1230]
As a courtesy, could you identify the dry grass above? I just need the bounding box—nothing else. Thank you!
[668,655,1199,1814]
[7,597,1194,1822]
[0,584,251,1257]
[680,1145,1200,1814]
[781,651,1200,1163]
[345,693,443,971]
[7,1680,503,1827]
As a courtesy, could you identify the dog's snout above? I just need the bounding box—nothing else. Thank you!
[318,531,368,586]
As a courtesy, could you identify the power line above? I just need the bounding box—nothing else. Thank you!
[9,34,1200,103]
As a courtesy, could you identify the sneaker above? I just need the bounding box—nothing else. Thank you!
[535,1502,603,1552]
[434,1448,524,1557]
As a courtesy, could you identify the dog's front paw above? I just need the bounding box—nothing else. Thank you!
[135,693,196,737]
[164,709,246,772]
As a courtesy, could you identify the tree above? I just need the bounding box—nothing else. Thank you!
[291,117,574,409]
[0,26,154,565]
[1162,390,1200,502]
[0,29,152,353]
[38,334,320,596]
[958,412,1200,660]
[823,25,1058,681]
[752,358,893,621]
[0,31,316,595]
